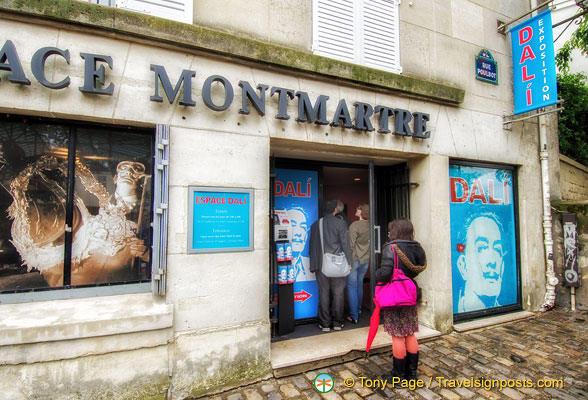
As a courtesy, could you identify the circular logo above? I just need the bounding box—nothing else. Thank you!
[314,373,334,393]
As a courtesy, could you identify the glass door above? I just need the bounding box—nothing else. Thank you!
[369,162,411,311]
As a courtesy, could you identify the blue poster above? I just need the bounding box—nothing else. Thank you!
[449,165,519,315]
[275,168,319,320]
[510,10,557,115]
[189,188,253,253]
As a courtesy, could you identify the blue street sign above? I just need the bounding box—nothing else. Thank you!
[510,10,557,115]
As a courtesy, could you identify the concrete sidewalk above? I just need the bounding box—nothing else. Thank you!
[200,307,588,399]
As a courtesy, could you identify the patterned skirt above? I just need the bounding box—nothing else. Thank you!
[382,305,419,337]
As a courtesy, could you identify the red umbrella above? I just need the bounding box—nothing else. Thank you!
[365,297,382,355]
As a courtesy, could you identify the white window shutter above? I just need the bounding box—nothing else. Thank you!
[361,0,402,73]
[313,0,356,63]
[115,0,193,24]
[313,0,401,74]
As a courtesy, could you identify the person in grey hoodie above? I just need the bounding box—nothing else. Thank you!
[309,199,352,332]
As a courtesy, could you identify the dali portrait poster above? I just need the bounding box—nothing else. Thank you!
[449,164,519,315]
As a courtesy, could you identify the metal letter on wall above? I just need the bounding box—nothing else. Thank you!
[563,213,580,287]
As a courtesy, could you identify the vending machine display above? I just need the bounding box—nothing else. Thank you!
[273,209,296,335]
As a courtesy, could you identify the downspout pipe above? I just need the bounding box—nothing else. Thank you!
[529,0,558,311]
[539,115,558,311]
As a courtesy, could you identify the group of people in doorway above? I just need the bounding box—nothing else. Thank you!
[309,198,427,383]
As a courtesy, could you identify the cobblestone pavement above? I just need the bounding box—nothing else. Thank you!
[203,307,587,399]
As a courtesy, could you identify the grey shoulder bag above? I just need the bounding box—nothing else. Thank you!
[319,218,349,277]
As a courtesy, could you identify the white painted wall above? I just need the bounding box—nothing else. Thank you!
[0,17,274,398]
[0,0,556,397]
[193,0,313,51]
[188,0,552,332]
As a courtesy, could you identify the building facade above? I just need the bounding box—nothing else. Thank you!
[0,0,560,398]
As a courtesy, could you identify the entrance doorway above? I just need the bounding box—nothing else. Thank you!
[270,158,410,340]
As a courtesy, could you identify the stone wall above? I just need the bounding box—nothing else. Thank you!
[559,155,588,202]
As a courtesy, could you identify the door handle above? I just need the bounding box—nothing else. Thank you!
[375,225,381,254]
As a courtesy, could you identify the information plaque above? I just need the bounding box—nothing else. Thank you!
[188,187,254,253]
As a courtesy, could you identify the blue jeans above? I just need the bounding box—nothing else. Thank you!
[346,260,369,320]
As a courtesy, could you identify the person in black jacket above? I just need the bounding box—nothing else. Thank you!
[375,218,427,384]
[309,199,353,332]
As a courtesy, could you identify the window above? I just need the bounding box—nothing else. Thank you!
[0,117,154,294]
[85,0,193,25]
[312,0,402,74]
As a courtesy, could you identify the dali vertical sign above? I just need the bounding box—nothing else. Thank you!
[510,10,557,115]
